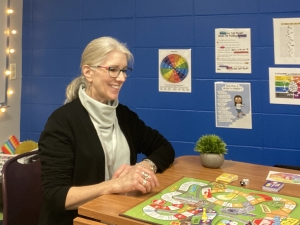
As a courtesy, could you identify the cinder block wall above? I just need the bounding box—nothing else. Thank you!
[21,0,300,166]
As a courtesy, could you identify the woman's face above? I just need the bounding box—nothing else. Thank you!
[84,50,128,103]
[235,96,242,103]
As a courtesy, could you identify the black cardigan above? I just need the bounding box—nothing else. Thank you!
[38,98,175,225]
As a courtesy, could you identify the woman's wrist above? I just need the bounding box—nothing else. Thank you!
[139,159,157,173]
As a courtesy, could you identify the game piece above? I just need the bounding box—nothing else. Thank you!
[216,173,238,184]
[273,216,280,225]
[201,208,207,221]
[205,189,212,198]
[262,180,284,192]
[240,178,250,186]
[243,178,250,185]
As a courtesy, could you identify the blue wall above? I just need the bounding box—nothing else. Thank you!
[21,0,300,166]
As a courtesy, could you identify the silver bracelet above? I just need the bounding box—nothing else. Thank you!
[143,159,157,173]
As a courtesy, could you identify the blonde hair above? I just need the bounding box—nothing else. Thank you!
[64,36,133,103]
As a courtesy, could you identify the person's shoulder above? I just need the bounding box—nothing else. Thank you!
[117,103,135,114]
[50,98,83,118]
[117,103,129,111]
[117,103,139,118]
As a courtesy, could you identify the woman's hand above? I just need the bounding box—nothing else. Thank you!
[111,164,159,194]
[112,164,134,179]
[65,164,159,210]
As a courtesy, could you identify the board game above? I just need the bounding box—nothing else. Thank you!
[120,177,300,225]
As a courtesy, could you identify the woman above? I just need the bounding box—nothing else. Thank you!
[38,36,175,225]
[234,95,245,118]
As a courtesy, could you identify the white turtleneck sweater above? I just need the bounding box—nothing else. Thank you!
[79,86,130,180]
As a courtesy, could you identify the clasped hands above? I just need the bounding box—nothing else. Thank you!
[111,163,159,194]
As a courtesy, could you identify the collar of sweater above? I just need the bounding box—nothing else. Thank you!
[79,85,118,129]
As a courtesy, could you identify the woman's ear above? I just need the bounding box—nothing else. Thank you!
[82,65,93,82]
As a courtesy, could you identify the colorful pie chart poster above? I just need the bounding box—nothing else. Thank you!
[269,68,300,105]
[159,49,191,93]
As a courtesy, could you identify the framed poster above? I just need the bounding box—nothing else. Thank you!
[159,49,191,93]
[269,68,300,105]
[215,28,251,73]
[215,82,252,129]
[273,18,300,65]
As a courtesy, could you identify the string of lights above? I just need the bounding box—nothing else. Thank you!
[1,1,16,113]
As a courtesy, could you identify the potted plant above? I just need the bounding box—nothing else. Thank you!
[194,134,227,168]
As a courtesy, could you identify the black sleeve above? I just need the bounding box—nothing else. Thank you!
[117,105,175,172]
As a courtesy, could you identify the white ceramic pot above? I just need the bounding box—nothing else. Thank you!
[200,154,224,169]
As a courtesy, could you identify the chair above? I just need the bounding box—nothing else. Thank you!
[2,150,43,225]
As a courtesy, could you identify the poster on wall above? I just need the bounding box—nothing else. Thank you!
[215,82,252,129]
[158,49,191,93]
[269,68,300,105]
[273,18,300,65]
[215,28,251,73]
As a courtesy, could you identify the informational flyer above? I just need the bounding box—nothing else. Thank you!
[273,18,300,65]
[159,49,191,93]
[215,82,252,129]
[215,28,251,73]
[269,67,300,105]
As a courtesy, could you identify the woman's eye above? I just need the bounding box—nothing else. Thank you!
[109,67,119,72]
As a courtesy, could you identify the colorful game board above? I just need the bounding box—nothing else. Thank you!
[120,177,300,225]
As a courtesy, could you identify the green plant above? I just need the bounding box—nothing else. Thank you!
[194,134,227,154]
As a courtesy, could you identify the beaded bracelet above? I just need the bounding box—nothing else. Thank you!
[140,159,157,173]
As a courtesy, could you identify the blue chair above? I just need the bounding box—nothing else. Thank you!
[2,150,42,225]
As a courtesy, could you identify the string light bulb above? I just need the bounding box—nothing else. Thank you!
[5,70,11,75]
[4,29,17,35]
[1,108,6,113]
[7,90,14,95]
[6,48,15,54]
[6,9,13,14]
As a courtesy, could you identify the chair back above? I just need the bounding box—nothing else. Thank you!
[2,150,43,225]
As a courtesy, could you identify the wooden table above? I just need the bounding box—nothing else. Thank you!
[75,155,300,225]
